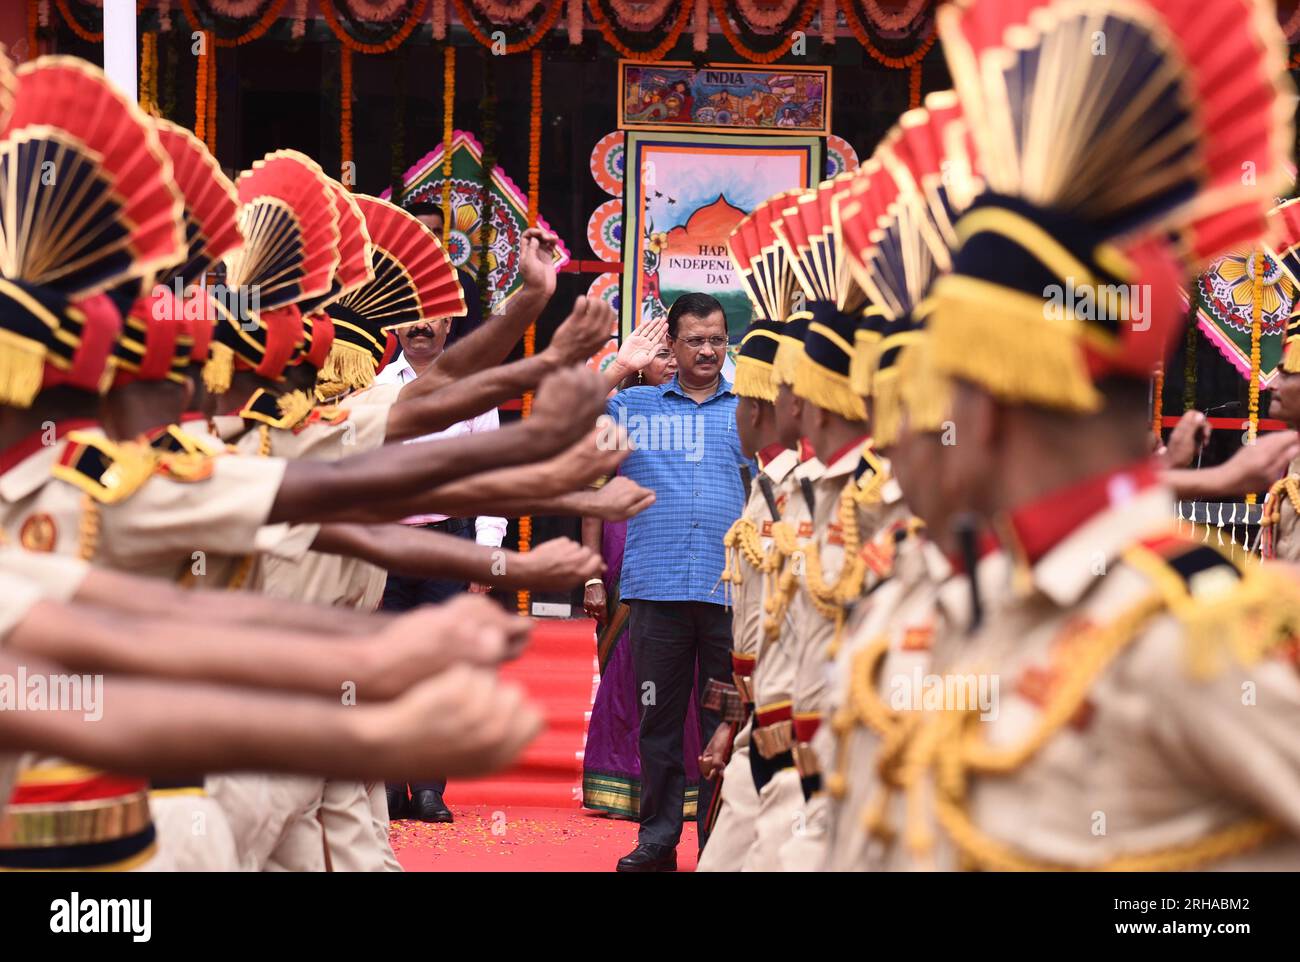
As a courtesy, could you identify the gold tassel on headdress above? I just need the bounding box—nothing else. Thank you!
[928,275,1103,413]
[733,359,777,402]
[1283,309,1300,373]
[896,339,955,439]
[774,314,810,387]
[202,341,235,396]
[849,311,885,398]
[794,351,867,422]
[318,341,377,398]
[0,331,48,409]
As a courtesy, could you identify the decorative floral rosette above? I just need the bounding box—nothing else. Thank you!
[825,134,860,178]
[586,272,622,319]
[587,198,624,262]
[589,130,626,197]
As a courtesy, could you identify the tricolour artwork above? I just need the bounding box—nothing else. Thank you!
[621,131,821,339]
[618,61,831,137]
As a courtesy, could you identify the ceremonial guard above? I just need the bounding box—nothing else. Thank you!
[848,0,1300,871]
[1262,199,1300,561]
[697,319,796,870]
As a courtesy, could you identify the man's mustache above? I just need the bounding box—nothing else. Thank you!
[405,325,437,338]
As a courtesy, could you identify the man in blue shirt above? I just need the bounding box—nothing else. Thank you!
[607,293,748,872]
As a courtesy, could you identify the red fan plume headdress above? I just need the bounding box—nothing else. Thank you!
[0,53,185,407]
[203,150,340,394]
[319,195,464,396]
[926,0,1294,414]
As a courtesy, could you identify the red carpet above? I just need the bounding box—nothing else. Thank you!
[391,806,697,872]
[391,618,698,871]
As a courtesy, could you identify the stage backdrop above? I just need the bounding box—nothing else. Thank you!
[382,130,570,312]
[621,132,821,340]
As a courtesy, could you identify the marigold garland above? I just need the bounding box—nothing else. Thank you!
[140,30,159,115]
[734,0,802,31]
[432,0,447,38]
[908,60,922,107]
[587,0,692,61]
[27,0,41,61]
[472,0,546,23]
[321,0,429,54]
[567,0,583,43]
[340,45,354,186]
[692,0,708,51]
[606,0,676,29]
[1151,361,1164,447]
[861,0,927,31]
[527,49,541,227]
[1247,250,1264,504]
[844,5,937,68]
[206,33,218,152]
[516,48,545,616]
[440,44,455,246]
[451,0,564,54]
[194,32,210,145]
[179,0,286,48]
[709,0,818,64]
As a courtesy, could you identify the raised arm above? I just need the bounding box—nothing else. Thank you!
[1162,430,1300,500]
[311,523,604,592]
[385,298,614,443]
[0,650,540,782]
[8,595,525,702]
[71,565,392,635]
[271,366,606,523]
[399,228,559,399]
[323,424,634,523]
[601,315,669,393]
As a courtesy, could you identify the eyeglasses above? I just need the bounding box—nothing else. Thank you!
[676,336,729,349]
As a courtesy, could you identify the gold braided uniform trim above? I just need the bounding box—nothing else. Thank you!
[722,516,765,586]
[801,469,887,657]
[77,494,100,561]
[760,519,803,643]
[1261,474,1300,544]
[866,575,1296,870]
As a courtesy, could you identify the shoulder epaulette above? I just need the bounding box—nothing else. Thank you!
[1123,533,1300,679]
[852,446,888,505]
[299,404,351,433]
[148,425,230,459]
[52,432,159,504]
[238,388,315,431]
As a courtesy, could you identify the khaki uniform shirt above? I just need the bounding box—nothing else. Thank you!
[1265,454,1300,562]
[748,456,824,753]
[0,424,288,583]
[863,483,1300,871]
[817,536,1007,870]
[787,442,908,769]
[724,446,799,741]
[219,396,394,609]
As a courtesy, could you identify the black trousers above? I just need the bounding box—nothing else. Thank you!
[627,599,732,851]
[382,518,474,797]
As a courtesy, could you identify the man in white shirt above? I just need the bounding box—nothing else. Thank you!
[373,316,509,823]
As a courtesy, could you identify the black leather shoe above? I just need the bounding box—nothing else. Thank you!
[386,785,409,821]
[616,843,677,872]
[411,789,454,823]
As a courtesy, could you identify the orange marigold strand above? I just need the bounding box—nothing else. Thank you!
[588,0,692,62]
[708,0,818,65]
[450,0,564,54]
[320,0,429,54]
[179,0,287,48]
